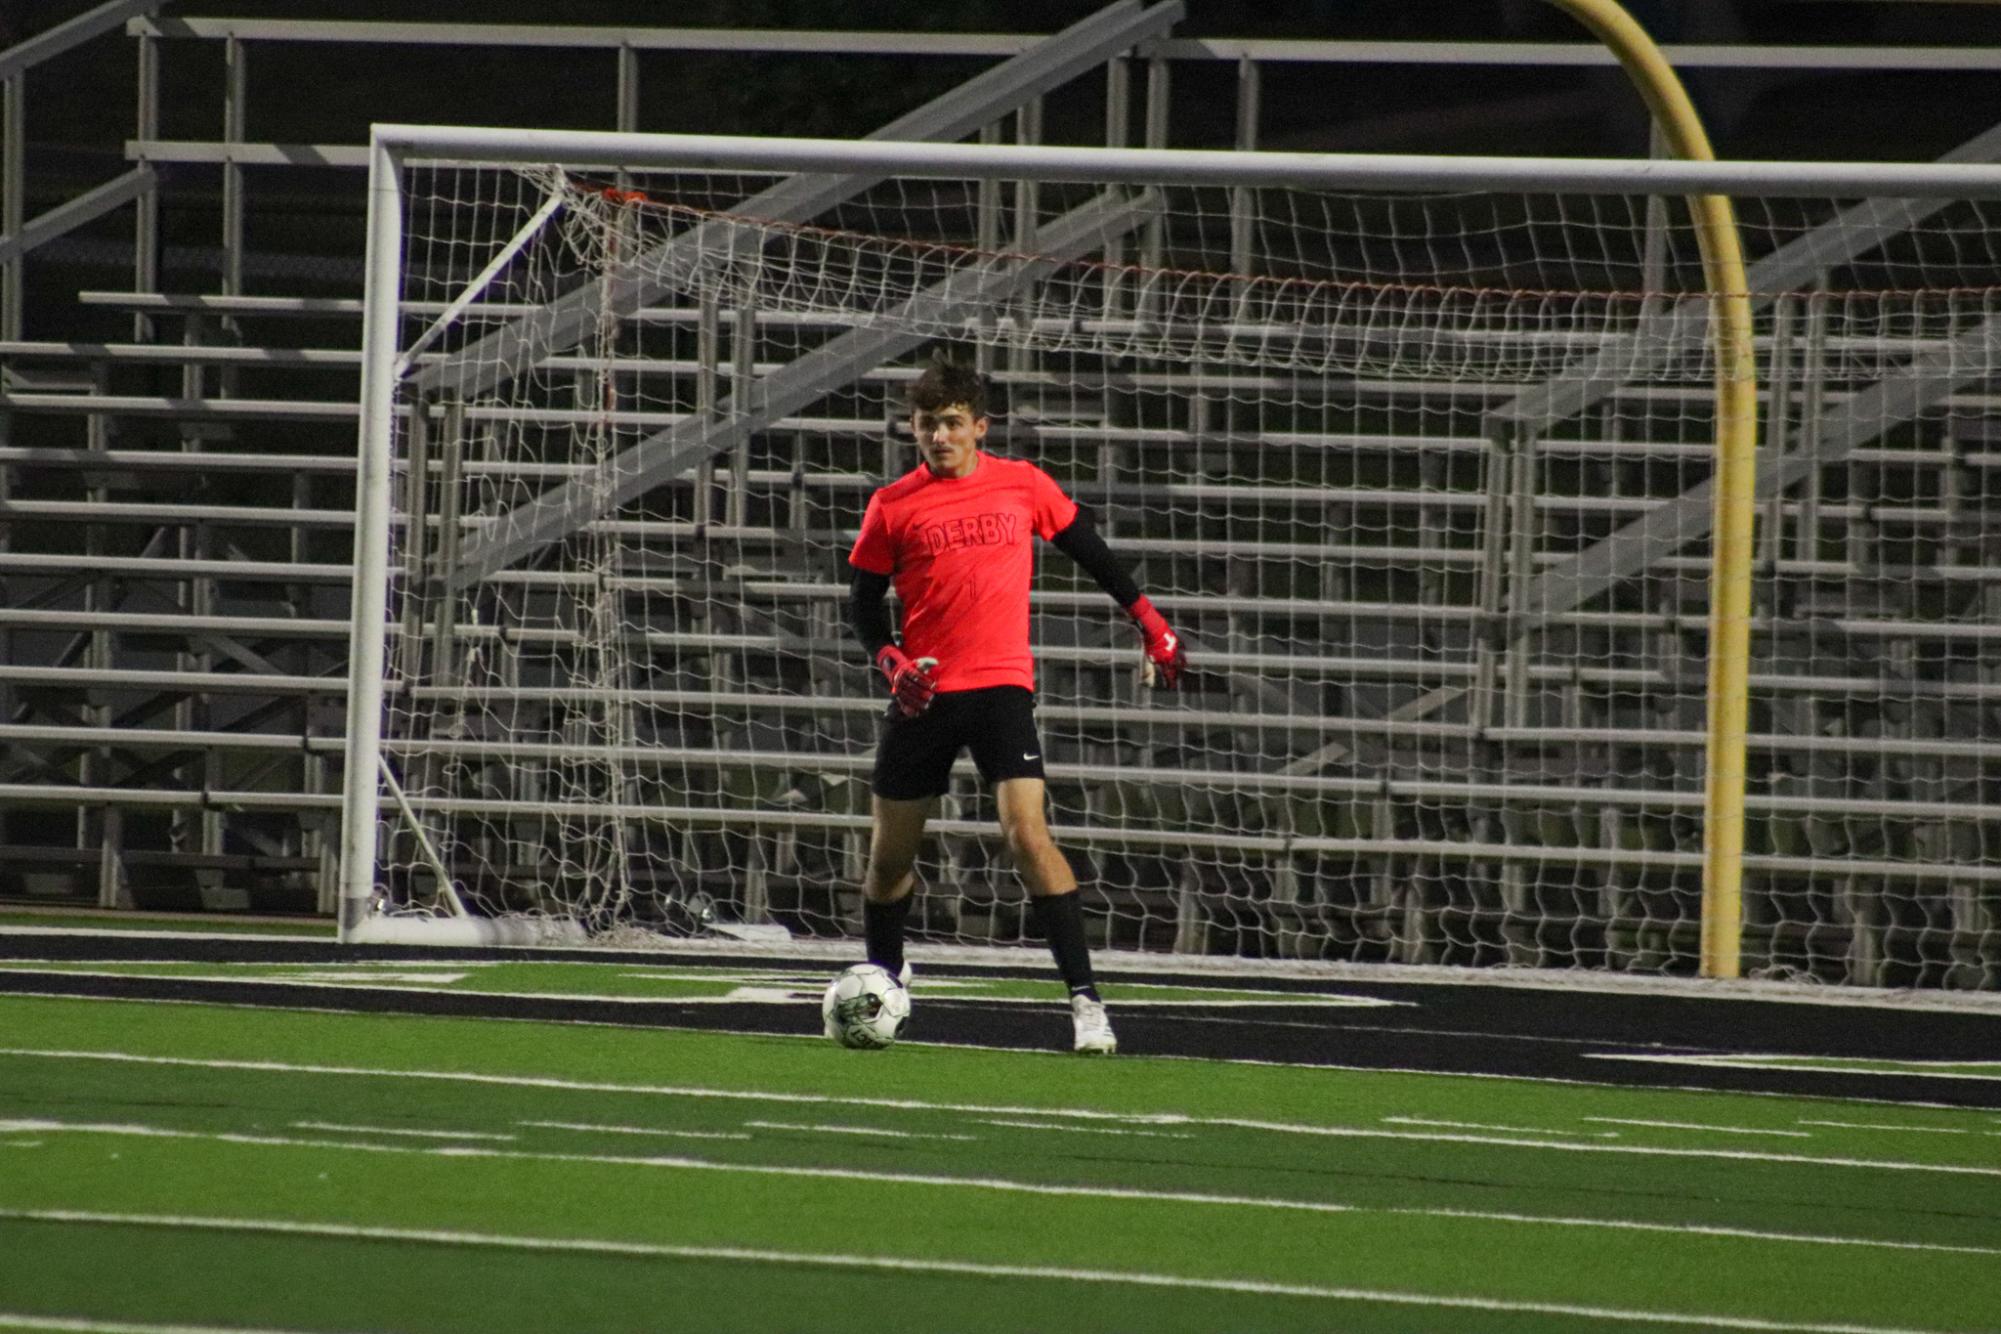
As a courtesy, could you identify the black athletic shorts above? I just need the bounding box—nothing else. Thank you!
[872,685,1046,800]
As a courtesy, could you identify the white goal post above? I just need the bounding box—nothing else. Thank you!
[340,124,2001,991]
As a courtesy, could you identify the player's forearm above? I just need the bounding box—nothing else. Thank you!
[849,565,896,658]
[1052,512,1186,688]
[1050,509,1141,608]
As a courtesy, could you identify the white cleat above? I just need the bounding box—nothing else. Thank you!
[1070,993,1117,1055]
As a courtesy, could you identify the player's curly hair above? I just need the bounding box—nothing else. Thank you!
[907,355,988,420]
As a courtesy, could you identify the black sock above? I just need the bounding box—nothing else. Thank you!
[863,895,912,975]
[1030,892,1099,1002]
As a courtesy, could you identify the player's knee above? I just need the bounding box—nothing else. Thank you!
[1001,822,1056,864]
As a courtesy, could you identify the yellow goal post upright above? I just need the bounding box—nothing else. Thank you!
[337,125,2001,989]
[1544,0,1759,976]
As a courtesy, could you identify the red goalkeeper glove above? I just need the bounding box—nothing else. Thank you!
[875,646,939,718]
[1126,595,1186,689]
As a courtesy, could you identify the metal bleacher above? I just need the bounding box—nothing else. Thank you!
[4,5,2000,986]
[0,286,362,912]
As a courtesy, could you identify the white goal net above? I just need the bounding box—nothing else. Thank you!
[342,131,2001,989]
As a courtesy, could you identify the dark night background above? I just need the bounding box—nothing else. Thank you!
[10,1,2001,330]
[8,1,2001,156]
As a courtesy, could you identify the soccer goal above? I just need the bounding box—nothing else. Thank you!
[340,125,2001,990]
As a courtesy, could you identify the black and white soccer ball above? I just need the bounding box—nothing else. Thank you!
[821,963,911,1049]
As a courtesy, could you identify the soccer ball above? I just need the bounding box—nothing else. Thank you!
[821,963,911,1049]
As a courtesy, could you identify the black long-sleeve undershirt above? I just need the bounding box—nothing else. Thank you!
[850,568,896,660]
[1049,507,1140,609]
[848,508,1140,660]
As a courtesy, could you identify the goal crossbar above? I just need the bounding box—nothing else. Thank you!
[372,125,2001,199]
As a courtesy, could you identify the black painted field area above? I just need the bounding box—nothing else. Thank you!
[4,928,1996,1107]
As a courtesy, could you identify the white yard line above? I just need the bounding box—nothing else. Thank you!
[289,1121,515,1142]
[11,1118,2001,1266]
[1584,1118,1813,1139]
[0,1211,1970,1334]
[0,969,808,1007]
[611,971,826,983]
[10,1116,2001,1262]
[4,1048,1997,1178]
[0,1314,353,1334]
[976,1119,1195,1139]
[261,973,470,985]
[745,1120,980,1142]
[1588,1053,2001,1083]
[0,1119,1359,1215]
[0,960,491,970]
[518,1120,750,1142]
[1382,1207,2001,1258]
[0,1047,1186,1122]
[916,996,1404,1008]
[1797,1120,1974,1135]
[1384,1116,1620,1139]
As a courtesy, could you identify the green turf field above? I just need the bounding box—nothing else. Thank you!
[3,979,1998,1333]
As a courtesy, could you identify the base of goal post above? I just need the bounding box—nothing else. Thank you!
[702,922,795,945]
[344,915,591,947]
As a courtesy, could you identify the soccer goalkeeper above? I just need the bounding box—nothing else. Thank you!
[848,359,1187,1054]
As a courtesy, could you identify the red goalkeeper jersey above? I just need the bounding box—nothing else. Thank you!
[849,454,1079,694]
